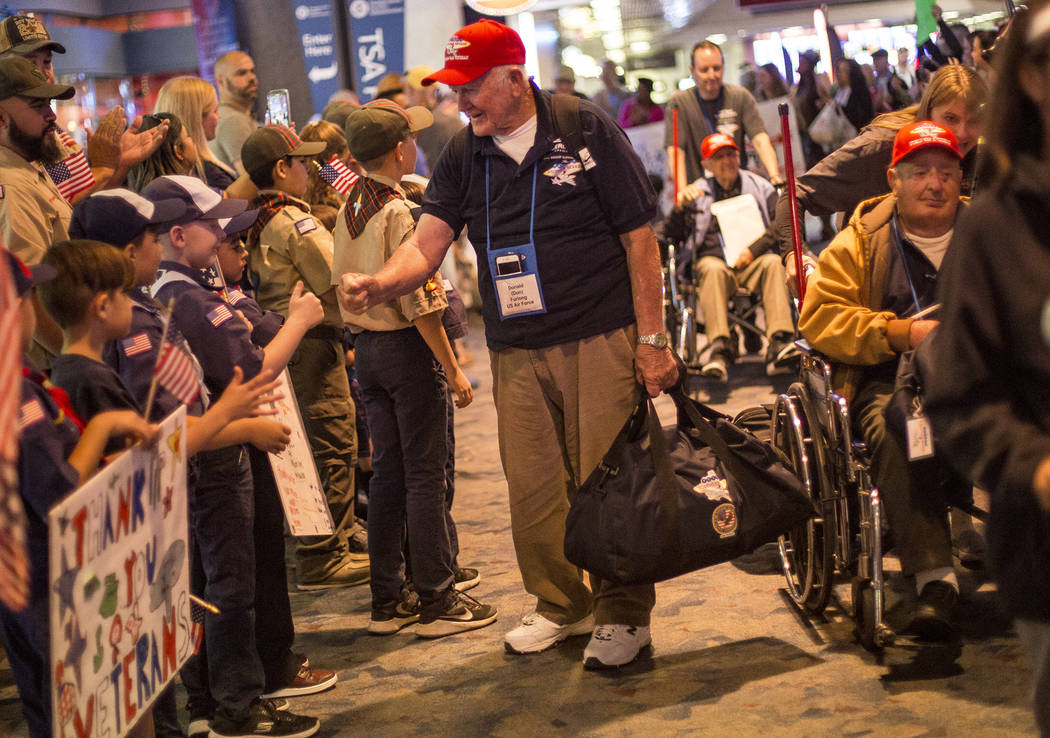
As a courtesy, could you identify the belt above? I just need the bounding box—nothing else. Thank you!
[303,324,344,342]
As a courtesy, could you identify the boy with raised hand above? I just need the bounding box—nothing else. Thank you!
[240,124,366,591]
[141,174,327,738]
[334,100,493,638]
[3,250,157,738]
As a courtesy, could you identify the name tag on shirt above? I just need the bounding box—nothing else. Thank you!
[906,415,935,460]
[295,218,317,235]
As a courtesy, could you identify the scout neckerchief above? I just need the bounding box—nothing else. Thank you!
[246,191,300,251]
[343,176,404,239]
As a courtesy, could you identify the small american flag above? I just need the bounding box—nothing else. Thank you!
[152,343,199,406]
[206,303,233,327]
[121,332,152,357]
[0,251,28,607]
[17,398,44,430]
[318,155,359,195]
[44,134,94,204]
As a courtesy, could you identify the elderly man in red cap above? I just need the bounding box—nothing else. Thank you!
[337,19,678,669]
[799,120,969,642]
[678,131,796,381]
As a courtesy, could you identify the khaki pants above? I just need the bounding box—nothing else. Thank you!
[695,253,794,344]
[490,325,656,626]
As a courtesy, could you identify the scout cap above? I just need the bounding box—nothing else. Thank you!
[321,100,359,129]
[141,175,249,226]
[701,132,739,160]
[5,249,55,297]
[890,120,962,168]
[70,189,187,247]
[241,124,327,178]
[345,99,433,163]
[422,20,526,87]
[218,209,260,235]
[0,15,66,56]
[0,55,73,101]
[405,65,436,90]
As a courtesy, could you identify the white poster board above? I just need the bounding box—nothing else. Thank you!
[756,97,806,178]
[709,194,768,266]
[625,120,673,217]
[266,369,334,536]
[49,407,190,738]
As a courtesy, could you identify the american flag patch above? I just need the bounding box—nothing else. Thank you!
[206,304,233,327]
[18,398,45,430]
[44,146,94,204]
[317,155,359,195]
[121,332,152,357]
[294,218,317,235]
[227,289,247,305]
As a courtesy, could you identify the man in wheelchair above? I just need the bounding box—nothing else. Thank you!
[798,121,967,641]
[678,133,796,381]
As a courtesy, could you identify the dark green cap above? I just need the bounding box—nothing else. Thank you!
[0,55,73,102]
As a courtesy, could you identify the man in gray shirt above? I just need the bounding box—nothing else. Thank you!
[665,40,782,197]
[211,50,258,175]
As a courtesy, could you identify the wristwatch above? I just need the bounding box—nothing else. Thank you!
[637,333,670,349]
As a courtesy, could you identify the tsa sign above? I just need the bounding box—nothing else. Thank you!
[348,0,405,101]
[294,3,341,116]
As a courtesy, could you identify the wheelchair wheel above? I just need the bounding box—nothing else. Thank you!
[851,576,880,651]
[774,383,836,613]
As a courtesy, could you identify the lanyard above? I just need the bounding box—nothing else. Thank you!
[692,86,723,135]
[890,212,923,314]
[485,158,537,252]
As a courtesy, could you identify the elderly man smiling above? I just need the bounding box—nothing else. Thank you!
[336,19,678,669]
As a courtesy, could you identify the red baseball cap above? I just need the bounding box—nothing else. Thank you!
[422,19,526,87]
[701,132,738,160]
[890,120,961,167]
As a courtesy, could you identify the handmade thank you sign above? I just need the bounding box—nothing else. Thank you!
[49,407,190,738]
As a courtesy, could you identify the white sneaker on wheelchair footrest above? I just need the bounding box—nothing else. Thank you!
[583,624,651,669]
[701,355,728,382]
[504,612,594,654]
[774,340,802,365]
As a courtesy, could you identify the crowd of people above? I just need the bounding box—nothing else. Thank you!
[0,2,1048,737]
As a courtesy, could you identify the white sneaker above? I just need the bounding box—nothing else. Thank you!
[504,612,595,654]
[583,624,651,670]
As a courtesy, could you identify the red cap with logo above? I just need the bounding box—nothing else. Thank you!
[422,19,526,87]
[701,132,739,160]
[890,120,961,167]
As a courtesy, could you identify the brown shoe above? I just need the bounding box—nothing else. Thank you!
[260,664,337,698]
[297,556,369,591]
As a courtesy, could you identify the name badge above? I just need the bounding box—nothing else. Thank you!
[486,241,547,320]
[906,415,935,460]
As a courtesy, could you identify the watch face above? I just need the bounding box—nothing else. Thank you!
[641,334,668,348]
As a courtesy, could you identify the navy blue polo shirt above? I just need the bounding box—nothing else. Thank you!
[422,85,657,352]
[152,261,264,396]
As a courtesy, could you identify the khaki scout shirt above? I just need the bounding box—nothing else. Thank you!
[331,172,446,332]
[0,145,71,265]
[248,192,342,328]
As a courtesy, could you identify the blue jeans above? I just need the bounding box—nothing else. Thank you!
[355,329,454,606]
[0,597,49,737]
[182,445,264,724]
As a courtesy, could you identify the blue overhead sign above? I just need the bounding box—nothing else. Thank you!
[348,0,405,102]
[294,2,341,116]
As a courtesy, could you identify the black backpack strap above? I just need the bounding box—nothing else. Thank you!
[551,93,585,160]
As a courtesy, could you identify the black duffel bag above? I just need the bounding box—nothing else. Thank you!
[564,387,815,585]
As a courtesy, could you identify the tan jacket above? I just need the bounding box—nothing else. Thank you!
[798,192,965,400]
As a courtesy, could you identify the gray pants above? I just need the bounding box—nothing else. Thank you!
[694,253,794,345]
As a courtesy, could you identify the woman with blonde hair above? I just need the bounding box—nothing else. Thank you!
[154,75,237,190]
[775,64,987,258]
[298,119,353,231]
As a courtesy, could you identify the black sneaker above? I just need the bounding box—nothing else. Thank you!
[368,588,422,635]
[765,332,800,376]
[416,588,498,638]
[906,581,958,642]
[453,567,481,592]
[208,699,319,738]
[701,337,734,382]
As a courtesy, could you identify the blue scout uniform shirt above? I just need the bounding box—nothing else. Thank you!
[18,364,81,604]
[151,261,264,396]
[422,84,656,352]
[222,287,283,348]
[50,353,141,456]
[102,288,207,422]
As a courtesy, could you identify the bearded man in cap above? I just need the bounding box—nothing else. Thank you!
[337,19,678,670]
[799,120,970,642]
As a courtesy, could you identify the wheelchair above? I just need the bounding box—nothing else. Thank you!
[661,238,766,369]
[772,342,895,650]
